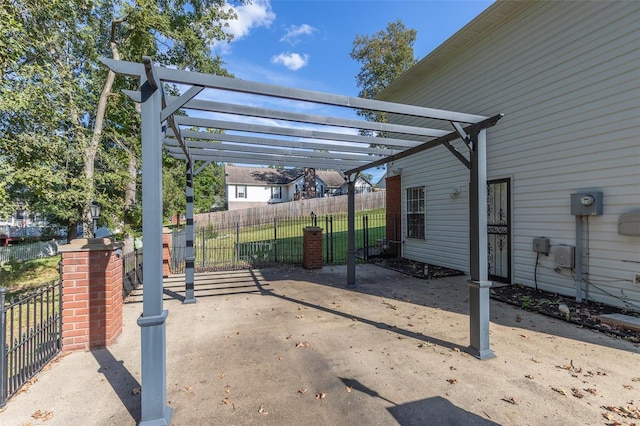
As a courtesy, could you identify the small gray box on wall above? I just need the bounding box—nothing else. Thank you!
[554,245,575,269]
[532,237,550,255]
[570,192,603,216]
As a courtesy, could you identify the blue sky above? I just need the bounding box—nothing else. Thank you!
[217,0,494,95]
[206,0,495,181]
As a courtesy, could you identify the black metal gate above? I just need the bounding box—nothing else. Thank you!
[1,279,62,407]
[487,179,511,283]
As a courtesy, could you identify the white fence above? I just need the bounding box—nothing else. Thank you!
[0,240,61,265]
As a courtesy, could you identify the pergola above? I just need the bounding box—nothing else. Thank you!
[102,57,502,425]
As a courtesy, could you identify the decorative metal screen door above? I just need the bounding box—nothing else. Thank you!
[487,178,511,283]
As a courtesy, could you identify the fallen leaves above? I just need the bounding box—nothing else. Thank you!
[501,396,518,405]
[550,387,567,396]
[524,374,534,379]
[31,410,53,421]
[295,341,310,348]
[131,387,141,395]
[447,378,457,385]
[345,386,352,393]
[571,388,584,399]
[258,404,268,415]
[418,342,435,349]
[315,392,326,400]
[602,405,640,421]
[298,388,307,395]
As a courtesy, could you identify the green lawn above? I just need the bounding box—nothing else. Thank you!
[1,256,61,298]
[190,211,386,269]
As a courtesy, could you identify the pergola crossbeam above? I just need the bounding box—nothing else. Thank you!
[346,114,504,175]
[166,150,362,171]
[163,138,382,162]
[155,66,489,123]
[165,129,402,156]
[174,116,424,149]
[167,95,451,138]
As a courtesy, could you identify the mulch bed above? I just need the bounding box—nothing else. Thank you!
[491,283,640,342]
[368,255,640,343]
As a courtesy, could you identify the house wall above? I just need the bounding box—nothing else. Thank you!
[227,184,288,210]
[387,1,640,309]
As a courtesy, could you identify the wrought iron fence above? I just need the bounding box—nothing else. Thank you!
[1,278,62,407]
[122,249,143,298]
[170,212,386,274]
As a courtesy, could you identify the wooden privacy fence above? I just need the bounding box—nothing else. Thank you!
[195,191,386,228]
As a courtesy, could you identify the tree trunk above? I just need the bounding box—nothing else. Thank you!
[83,20,125,236]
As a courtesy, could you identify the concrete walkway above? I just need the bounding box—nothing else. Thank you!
[1,265,638,425]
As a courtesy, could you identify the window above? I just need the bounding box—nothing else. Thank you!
[271,186,281,199]
[406,186,425,239]
[236,185,246,198]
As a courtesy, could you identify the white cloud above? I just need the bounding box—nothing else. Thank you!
[280,24,316,45]
[270,52,309,71]
[224,0,275,41]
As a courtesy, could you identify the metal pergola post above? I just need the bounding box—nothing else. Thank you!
[467,129,495,360]
[346,174,357,289]
[184,158,196,304]
[136,62,173,425]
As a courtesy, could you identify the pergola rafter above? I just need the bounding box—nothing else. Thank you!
[100,56,502,426]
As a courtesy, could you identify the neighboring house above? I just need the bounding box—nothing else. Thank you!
[378,1,640,309]
[334,175,374,196]
[225,165,346,210]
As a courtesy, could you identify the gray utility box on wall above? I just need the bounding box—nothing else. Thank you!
[555,245,575,269]
[532,237,550,255]
[570,192,603,216]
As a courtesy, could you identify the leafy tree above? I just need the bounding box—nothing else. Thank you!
[0,0,236,246]
[350,19,418,130]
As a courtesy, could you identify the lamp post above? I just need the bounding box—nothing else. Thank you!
[89,200,101,238]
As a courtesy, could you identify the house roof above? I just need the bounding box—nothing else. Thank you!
[315,170,346,187]
[225,165,346,187]
[377,0,529,101]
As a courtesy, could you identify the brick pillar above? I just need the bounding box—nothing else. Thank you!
[162,227,172,278]
[59,238,124,352]
[303,226,323,269]
[386,174,402,257]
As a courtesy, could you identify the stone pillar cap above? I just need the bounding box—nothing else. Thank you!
[58,238,124,252]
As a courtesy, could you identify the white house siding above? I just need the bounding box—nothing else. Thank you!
[385,1,640,309]
[227,184,282,210]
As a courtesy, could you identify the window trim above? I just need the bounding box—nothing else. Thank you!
[406,186,426,240]
[236,185,247,198]
[271,186,282,199]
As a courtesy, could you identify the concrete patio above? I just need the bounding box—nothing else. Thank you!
[1,264,638,425]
